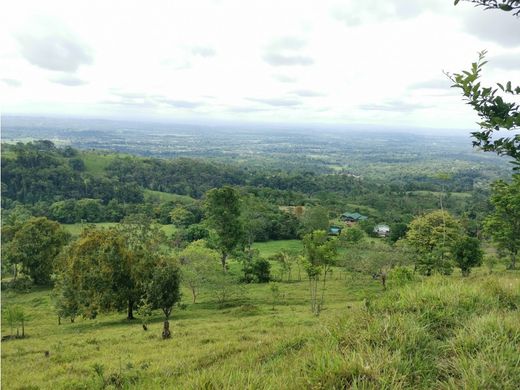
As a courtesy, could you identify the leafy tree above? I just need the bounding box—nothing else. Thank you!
[170,206,197,228]
[405,210,462,275]
[3,217,69,284]
[450,2,520,166]
[146,260,181,339]
[55,218,165,321]
[178,240,220,303]
[301,206,329,234]
[484,176,520,269]
[52,270,81,323]
[340,226,365,245]
[389,222,408,243]
[452,236,484,276]
[3,306,27,338]
[204,186,244,271]
[302,230,337,315]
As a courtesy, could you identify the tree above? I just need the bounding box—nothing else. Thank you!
[302,230,337,315]
[340,226,365,245]
[178,240,220,303]
[54,219,166,321]
[146,260,181,339]
[204,187,244,271]
[170,207,196,228]
[450,2,520,167]
[452,236,484,276]
[484,176,520,269]
[405,210,462,275]
[301,206,329,234]
[3,217,69,284]
[455,0,520,16]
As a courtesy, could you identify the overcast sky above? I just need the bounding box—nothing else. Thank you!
[1,0,519,129]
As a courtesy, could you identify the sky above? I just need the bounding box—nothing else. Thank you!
[1,0,519,129]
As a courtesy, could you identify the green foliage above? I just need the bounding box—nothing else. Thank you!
[178,240,221,303]
[339,226,365,245]
[146,261,181,320]
[448,49,519,165]
[204,186,244,270]
[2,217,69,284]
[454,0,520,16]
[484,176,520,269]
[387,266,415,289]
[406,210,462,275]
[452,236,484,276]
[3,305,28,338]
[301,206,329,234]
[170,206,197,228]
[302,230,338,315]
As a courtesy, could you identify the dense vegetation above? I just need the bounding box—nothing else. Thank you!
[2,132,519,388]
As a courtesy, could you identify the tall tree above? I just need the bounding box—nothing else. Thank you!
[484,176,520,269]
[3,217,69,284]
[301,206,329,234]
[178,240,220,303]
[204,186,244,271]
[302,230,337,315]
[146,260,181,339]
[405,210,462,275]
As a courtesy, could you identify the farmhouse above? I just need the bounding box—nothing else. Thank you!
[340,212,368,223]
[374,224,390,237]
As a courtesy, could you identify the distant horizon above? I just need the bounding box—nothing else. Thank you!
[1,113,475,137]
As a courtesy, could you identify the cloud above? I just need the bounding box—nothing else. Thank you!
[156,98,203,108]
[50,75,87,86]
[273,74,297,83]
[270,36,307,51]
[409,78,451,90]
[291,89,324,97]
[488,52,520,70]
[462,10,520,47]
[359,100,430,112]
[247,97,301,107]
[107,92,204,110]
[2,78,22,87]
[331,0,446,26]
[263,53,314,66]
[263,36,314,66]
[228,106,269,113]
[190,45,216,57]
[15,20,93,72]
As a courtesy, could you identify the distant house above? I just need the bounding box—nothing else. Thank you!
[340,212,368,224]
[328,226,342,236]
[374,224,390,237]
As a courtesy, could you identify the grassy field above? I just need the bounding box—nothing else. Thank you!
[2,266,518,389]
[62,223,177,237]
[252,240,302,258]
[80,152,119,176]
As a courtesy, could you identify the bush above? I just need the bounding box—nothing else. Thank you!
[1,276,32,292]
[387,266,415,288]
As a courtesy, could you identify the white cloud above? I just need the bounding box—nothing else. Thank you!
[0,0,518,129]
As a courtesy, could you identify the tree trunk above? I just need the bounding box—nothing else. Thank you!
[191,287,197,303]
[510,251,517,270]
[162,320,171,339]
[21,320,25,338]
[127,300,135,320]
[221,253,228,273]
